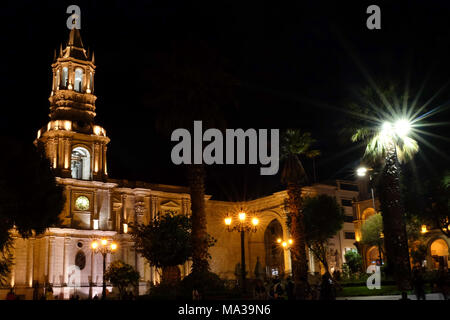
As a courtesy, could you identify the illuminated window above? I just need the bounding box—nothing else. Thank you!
[62,67,68,88]
[71,146,91,180]
[74,68,83,92]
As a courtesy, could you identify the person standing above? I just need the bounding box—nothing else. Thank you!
[319,272,335,300]
[412,267,426,300]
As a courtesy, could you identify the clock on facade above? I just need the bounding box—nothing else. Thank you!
[75,196,90,211]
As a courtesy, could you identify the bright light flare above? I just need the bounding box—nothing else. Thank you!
[91,241,98,249]
[238,212,246,221]
[101,239,107,246]
[111,243,117,251]
[394,119,411,137]
[282,241,287,248]
[224,217,232,226]
[277,238,282,243]
[421,225,428,234]
[252,217,259,226]
[356,167,367,177]
[288,239,293,245]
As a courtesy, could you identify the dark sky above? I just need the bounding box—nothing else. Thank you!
[1,0,449,200]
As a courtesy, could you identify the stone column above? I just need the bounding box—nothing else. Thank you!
[182,198,190,215]
[48,237,56,285]
[102,145,108,176]
[26,238,35,287]
[63,237,71,285]
[9,236,17,287]
[150,195,158,220]
[91,250,96,286]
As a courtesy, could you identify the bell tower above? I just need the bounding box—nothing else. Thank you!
[35,28,109,181]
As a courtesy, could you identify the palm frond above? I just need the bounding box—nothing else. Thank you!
[396,136,419,163]
[351,128,372,142]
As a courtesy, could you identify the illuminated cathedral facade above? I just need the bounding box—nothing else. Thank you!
[0,29,360,299]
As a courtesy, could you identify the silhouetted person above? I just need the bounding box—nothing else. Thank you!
[400,292,410,300]
[437,267,449,300]
[6,288,16,300]
[286,277,294,300]
[319,272,335,300]
[254,280,266,300]
[274,279,284,299]
[412,267,426,300]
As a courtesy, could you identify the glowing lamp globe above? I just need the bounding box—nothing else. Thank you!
[394,119,411,138]
[356,167,367,177]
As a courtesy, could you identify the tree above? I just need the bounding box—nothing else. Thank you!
[348,83,418,291]
[105,260,140,300]
[281,129,319,299]
[302,194,345,274]
[361,213,384,264]
[132,211,192,284]
[148,39,237,276]
[0,137,65,283]
[344,251,363,274]
[422,171,450,237]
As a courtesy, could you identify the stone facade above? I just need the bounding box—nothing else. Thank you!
[0,29,360,299]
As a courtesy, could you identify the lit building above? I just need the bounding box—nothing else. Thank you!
[353,189,450,270]
[0,29,360,299]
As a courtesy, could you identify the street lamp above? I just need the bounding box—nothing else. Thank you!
[224,210,259,293]
[356,166,376,210]
[91,239,118,300]
[277,237,293,250]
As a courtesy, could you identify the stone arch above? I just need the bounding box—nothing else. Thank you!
[264,219,285,278]
[362,207,377,221]
[245,209,290,279]
[71,145,91,180]
[427,237,450,270]
[365,245,383,266]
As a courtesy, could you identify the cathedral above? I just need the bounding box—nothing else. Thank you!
[0,29,360,299]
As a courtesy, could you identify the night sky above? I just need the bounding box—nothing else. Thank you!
[1,0,449,200]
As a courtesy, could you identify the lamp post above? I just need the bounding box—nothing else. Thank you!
[277,238,294,275]
[224,211,259,293]
[91,239,118,300]
[356,166,376,210]
[277,237,293,250]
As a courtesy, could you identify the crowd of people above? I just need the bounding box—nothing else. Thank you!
[252,272,337,300]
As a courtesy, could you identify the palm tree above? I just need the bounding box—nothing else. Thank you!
[281,129,319,299]
[349,84,419,292]
[148,39,237,276]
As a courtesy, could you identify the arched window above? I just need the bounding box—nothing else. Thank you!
[89,72,94,92]
[62,67,69,88]
[71,146,91,180]
[74,68,83,92]
[56,69,60,89]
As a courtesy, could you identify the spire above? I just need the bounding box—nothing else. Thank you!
[91,51,95,64]
[68,28,84,48]
[59,43,63,57]
[62,28,88,61]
